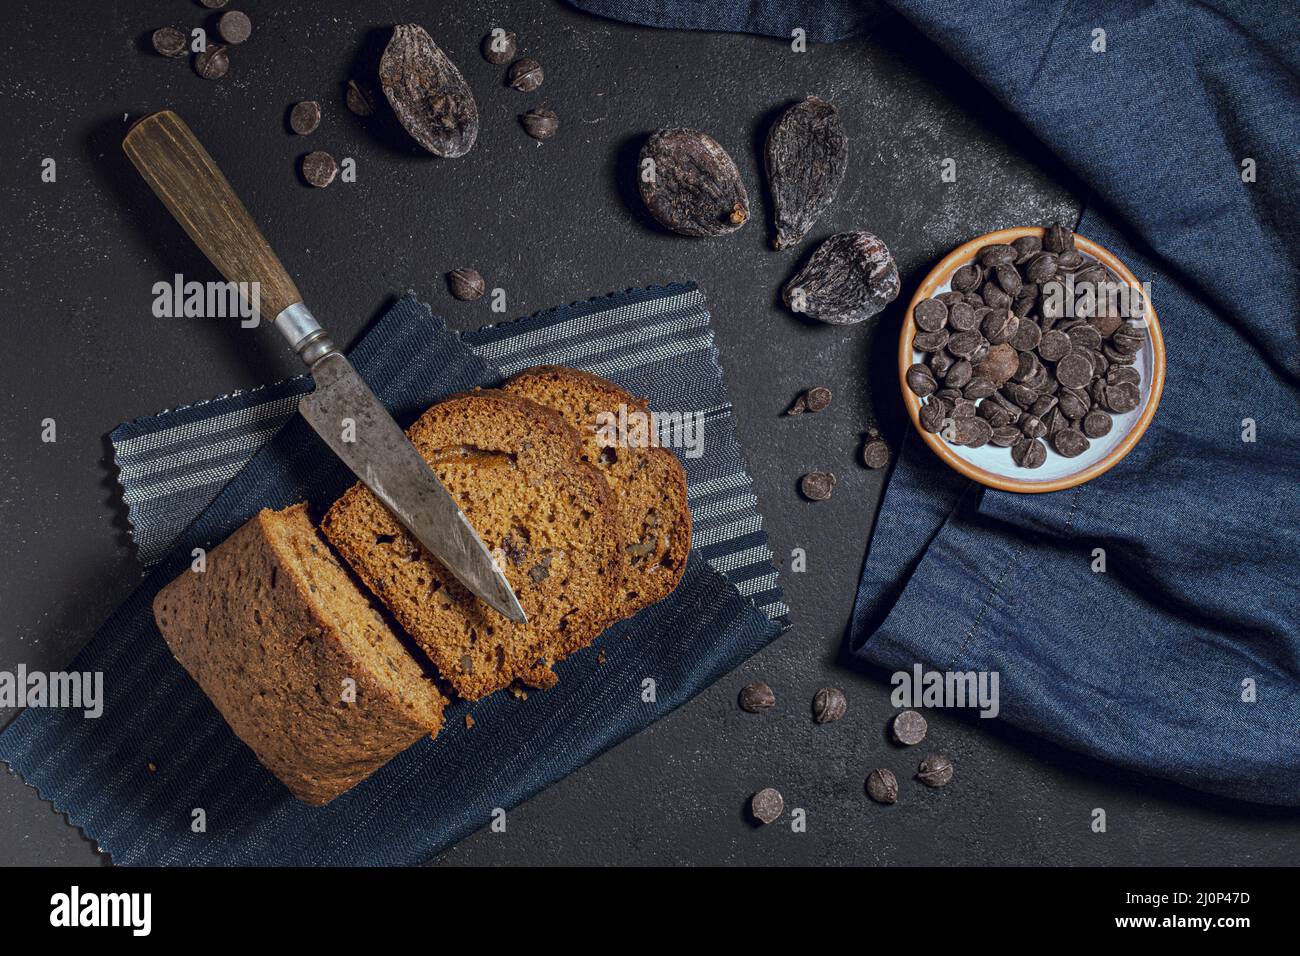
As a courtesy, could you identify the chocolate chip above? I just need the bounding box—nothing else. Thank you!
[194,45,229,81]
[1055,351,1094,389]
[301,150,337,187]
[919,399,946,433]
[1044,221,1075,254]
[805,385,832,411]
[1083,410,1113,438]
[217,11,251,45]
[1012,436,1047,468]
[1053,428,1091,457]
[977,243,1017,267]
[891,709,928,745]
[152,27,186,58]
[481,29,518,65]
[866,768,898,804]
[914,298,948,332]
[917,754,954,788]
[750,787,784,824]
[521,107,559,140]
[448,268,486,301]
[800,471,836,501]
[289,101,321,135]
[507,57,544,92]
[739,681,776,713]
[862,438,890,469]
[812,687,847,724]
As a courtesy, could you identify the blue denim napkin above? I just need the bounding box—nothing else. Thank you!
[0,286,786,863]
[569,0,1300,804]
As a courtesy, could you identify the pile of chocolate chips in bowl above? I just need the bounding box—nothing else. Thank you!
[906,222,1148,469]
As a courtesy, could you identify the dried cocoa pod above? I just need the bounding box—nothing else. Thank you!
[379,24,478,158]
[637,128,749,237]
[765,96,848,250]
[782,232,900,325]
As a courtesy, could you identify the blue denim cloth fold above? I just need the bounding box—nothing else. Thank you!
[569,0,1300,803]
[0,287,786,863]
[564,0,877,42]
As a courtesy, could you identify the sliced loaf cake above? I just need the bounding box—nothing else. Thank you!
[151,503,446,806]
[503,366,691,615]
[321,389,623,700]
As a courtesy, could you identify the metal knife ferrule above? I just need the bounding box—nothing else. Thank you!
[275,302,337,367]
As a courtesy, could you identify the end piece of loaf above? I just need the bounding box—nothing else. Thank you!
[152,503,446,806]
[321,389,623,700]
[503,366,691,616]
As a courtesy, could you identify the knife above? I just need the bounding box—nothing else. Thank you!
[123,110,527,624]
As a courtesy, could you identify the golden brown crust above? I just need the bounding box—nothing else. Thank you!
[151,504,445,806]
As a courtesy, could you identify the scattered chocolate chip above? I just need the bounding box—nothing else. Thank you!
[520,107,559,140]
[739,681,776,713]
[805,385,832,412]
[481,29,517,64]
[812,687,847,724]
[866,768,898,804]
[891,709,928,745]
[152,27,187,58]
[507,57,544,92]
[301,150,337,188]
[750,787,784,824]
[917,754,954,788]
[862,438,890,470]
[217,10,252,45]
[194,45,230,81]
[799,471,836,501]
[448,268,486,301]
[289,100,321,135]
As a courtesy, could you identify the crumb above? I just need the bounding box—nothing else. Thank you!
[510,686,528,701]
[597,651,606,665]
[464,714,474,729]
[147,762,157,773]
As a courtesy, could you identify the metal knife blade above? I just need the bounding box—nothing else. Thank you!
[298,353,527,624]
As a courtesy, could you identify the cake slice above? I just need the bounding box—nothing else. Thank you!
[321,389,623,700]
[503,366,691,616]
[151,503,446,806]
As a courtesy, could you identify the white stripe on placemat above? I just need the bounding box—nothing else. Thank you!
[116,425,287,481]
[122,459,249,504]
[114,390,306,457]
[473,290,704,362]
[482,322,712,377]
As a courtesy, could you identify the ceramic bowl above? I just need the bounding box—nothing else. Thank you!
[898,226,1165,493]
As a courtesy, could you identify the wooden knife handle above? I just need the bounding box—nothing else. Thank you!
[123,110,302,320]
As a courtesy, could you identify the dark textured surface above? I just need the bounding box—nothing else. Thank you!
[1,0,1294,865]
